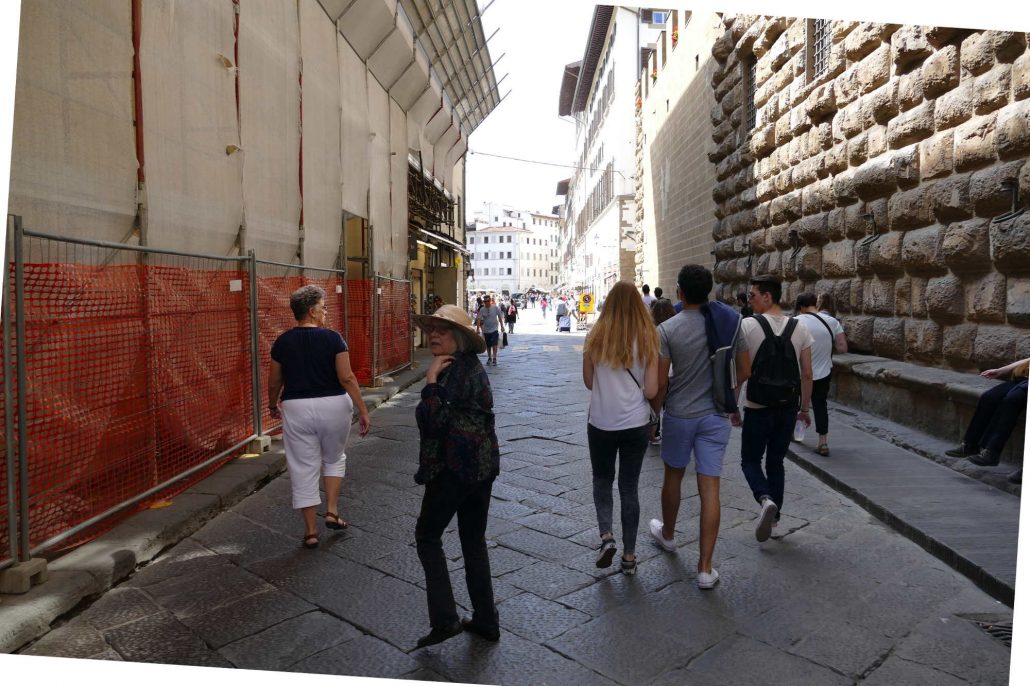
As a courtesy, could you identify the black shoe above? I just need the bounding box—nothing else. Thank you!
[416,622,463,648]
[461,618,500,642]
[969,448,1000,467]
[1009,468,1022,485]
[945,442,977,458]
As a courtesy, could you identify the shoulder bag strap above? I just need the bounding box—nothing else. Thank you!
[803,312,834,339]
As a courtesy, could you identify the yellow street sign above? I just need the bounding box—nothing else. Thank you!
[579,293,595,313]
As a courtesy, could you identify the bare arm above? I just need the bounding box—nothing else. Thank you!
[834,332,848,354]
[336,352,371,436]
[983,357,1030,379]
[643,357,659,401]
[582,351,594,390]
[799,346,813,420]
[652,357,671,412]
[267,360,284,417]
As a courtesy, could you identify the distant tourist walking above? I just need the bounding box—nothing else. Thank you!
[541,296,549,319]
[505,299,518,334]
[648,265,740,589]
[476,295,504,366]
[945,357,1029,470]
[557,297,574,332]
[412,305,500,648]
[582,281,659,576]
[641,284,656,310]
[794,292,847,455]
[735,275,813,542]
[267,285,371,550]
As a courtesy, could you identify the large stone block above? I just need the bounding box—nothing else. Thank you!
[834,66,862,108]
[920,131,954,180]
[953,115,998,172]
[973,324,1022,366]
[805,83,837,121]
[832,171,859,205]
[991,31,1027,63]
[1015,51,1030,101]
[858,44,892,94]
[845,23,892,62]
[969,160,1025,217]
[960,32,994,77]
[990,211,1030,273]
[996,99,1030,160]
[973,64,1012,115]
[797,246,823,280]
[966,271,1008,322]
[770,190,803,224]
[925,26,961,49]
[928,174,973,222]
[826,208,846,241]
[943,323,977,362]
[894,275,912,315]
[843,203,873,240]
[712,31,735,61]
[841,99,866,138]
[888,186,934,230]
[824,143,849,175]
[867,81,900,124]
[893,26,934,71]
[869,231,904,275]
[901,224,947,275]
[921,45,960,98]
[866,125,889,159]
[942,218,992,273]
[797,212,830,245]
[848,131,869,166]
[1007,277,1030,325]
[926,274,965,321]
[898,70,925,112]
[887,100,935,148]
[911,276,928,317]
[905,319,943,360]
[832,279,853,314]
[873,317,906,357]
[822,240,856,277]
[842,315,875,351]
[831,21,858,43]
[791,157,818,189]
[768,223,792,250]
[852,156,897,200]
[934,80,974,129]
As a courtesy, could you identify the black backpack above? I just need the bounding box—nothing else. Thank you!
[746,315,801,409]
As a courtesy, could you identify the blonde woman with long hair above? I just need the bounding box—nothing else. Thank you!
[582,281,659,575]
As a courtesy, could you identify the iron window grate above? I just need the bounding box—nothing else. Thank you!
[813,18,830,78]
[746,56,757,130]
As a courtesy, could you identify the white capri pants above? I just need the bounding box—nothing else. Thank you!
[280,394,353,509]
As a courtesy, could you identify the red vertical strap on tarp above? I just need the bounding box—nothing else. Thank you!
[131,0,145,183]
[232,1,241,126]
[298,44,304,231]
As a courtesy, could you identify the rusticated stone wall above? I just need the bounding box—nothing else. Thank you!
[709,16,1030,370]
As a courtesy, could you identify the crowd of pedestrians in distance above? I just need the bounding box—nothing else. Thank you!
[262,265,1026,650]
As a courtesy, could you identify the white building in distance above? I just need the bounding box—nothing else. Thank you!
[467,202,560,294]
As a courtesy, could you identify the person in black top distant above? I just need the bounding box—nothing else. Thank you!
[267,285,370,549]
[736,292,753,318]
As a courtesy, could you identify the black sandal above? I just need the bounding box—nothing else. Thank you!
[324,512,348,530]
[302,533,319,549]
[620,556,637,576]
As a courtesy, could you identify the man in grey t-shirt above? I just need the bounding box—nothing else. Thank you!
[647,264,737,591]
[475,296,504,366]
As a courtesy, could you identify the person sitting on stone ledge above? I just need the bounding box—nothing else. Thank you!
[945,357,1029,468]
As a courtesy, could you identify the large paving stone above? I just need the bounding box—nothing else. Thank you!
[78,587,163,631]
[495,528,591,562]
[144,559,275,620]
[499,561,596,600]
[218,610,361,670]
[20,621,110,658]
[190,510,297,566]
[180,588,316,648]
[103,612,232,667]
[496,592,591,642]
[245,549,384,611]
[290,634,420,678]
[515,512,593,538]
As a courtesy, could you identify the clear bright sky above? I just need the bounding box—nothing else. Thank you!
[465,0,597,216]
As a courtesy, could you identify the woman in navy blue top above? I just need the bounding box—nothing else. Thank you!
[267,285,370,549]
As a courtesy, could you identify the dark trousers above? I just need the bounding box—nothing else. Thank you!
[587,423,649,554]
[963,379,1028,455]
[812,374,832,436]
[741,405,796,515]
[415,471,497,630]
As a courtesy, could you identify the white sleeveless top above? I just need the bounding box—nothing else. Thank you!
[589,356,650,431]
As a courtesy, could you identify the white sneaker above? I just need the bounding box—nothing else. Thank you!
[649,519,676,552]
[756,498,778,542]
[697,569,720,589]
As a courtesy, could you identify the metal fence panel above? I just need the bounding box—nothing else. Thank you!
[374,275,411,379]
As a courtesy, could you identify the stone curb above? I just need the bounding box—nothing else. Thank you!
[785,441,1016,607]
[0,350,431,654]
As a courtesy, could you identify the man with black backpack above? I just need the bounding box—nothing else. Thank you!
[734,275,814,543]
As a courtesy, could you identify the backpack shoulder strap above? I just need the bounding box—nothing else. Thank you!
[782,317,798,341]
[754,314,775,340]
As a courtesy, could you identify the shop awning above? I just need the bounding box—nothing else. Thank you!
[419,227,469,254]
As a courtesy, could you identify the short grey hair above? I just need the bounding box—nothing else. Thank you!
[290,285,325,321]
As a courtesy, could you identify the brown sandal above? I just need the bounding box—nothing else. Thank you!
[324,512,348,530]
[817,444,830,457]
[302,533,319,549]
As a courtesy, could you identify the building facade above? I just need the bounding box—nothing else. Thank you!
[556,6,664,299]
[467,203,560,293]
[708,16,1030,371]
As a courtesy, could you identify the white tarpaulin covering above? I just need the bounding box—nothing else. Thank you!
[367,75,392,274]
[140,0,242,254]
[9,0,137,242]
[300,0,342,269]
[339,39,369,219]
[389,99,408,277]
[239,0,301,264]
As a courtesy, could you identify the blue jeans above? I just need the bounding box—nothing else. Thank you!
[587,423,649,554]
[740,405,796,515]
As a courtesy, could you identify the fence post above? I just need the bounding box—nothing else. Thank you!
[12,216,30,563]
[372,273,381,386]
[246,250,266,451]
[3,216,19,568]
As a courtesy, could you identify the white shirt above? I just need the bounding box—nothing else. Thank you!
[642,294,656,308]
[797,311,844,380]
[740,314,813,409]
[588,358,650,431]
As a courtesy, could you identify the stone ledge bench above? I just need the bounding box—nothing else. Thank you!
[830,353,1027,465]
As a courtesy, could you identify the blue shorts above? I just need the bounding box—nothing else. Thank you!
[484,331,499,347]
[660,413,731,476]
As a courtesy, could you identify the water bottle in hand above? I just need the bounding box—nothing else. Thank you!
[793,419,805,442]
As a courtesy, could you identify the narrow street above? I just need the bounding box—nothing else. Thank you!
[19,312,1012,684]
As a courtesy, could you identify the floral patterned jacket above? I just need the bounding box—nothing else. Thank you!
[415,352,500,485]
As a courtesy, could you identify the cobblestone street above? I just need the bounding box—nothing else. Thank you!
[21,320,1014,684]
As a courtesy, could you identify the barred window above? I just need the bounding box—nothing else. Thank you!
[745,55,757,130]
[809,18,831,80]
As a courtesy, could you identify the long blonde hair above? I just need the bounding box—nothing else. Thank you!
[584,281,659,369]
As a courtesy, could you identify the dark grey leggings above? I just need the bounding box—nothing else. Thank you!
[587,423,649,555]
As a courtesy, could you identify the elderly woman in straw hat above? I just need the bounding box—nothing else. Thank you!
[267,285,370,550]
[411,304,501,649]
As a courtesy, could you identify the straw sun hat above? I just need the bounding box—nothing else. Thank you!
[412,304,486,354]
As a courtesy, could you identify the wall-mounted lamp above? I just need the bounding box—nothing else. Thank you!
[993,180,1024,226]
[858,213,882,247]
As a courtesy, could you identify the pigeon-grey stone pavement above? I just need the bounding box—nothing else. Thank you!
[16,317,1014,684]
